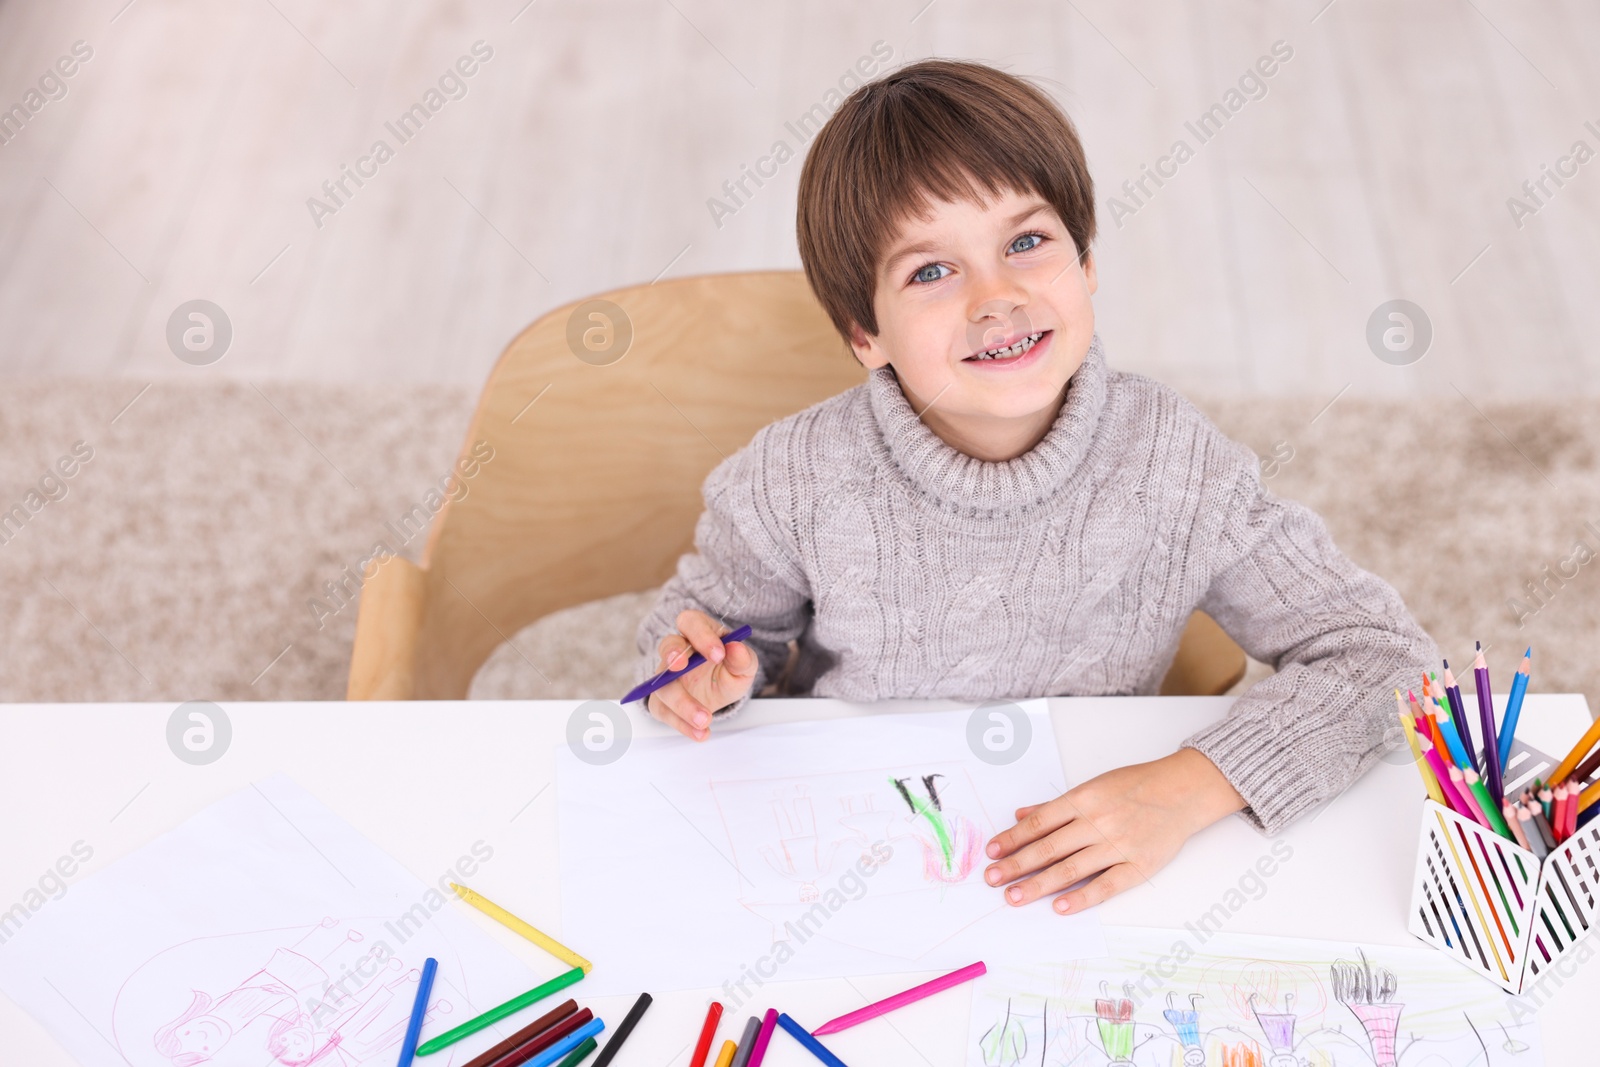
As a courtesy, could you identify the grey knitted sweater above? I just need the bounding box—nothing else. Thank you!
[636,334,1438,834]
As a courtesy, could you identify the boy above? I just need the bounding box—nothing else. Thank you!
[634,59,1437,914]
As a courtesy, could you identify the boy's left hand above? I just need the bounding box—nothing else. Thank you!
[984,747,1246,914]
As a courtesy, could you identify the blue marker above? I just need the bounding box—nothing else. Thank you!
[528,1017,606,1067]
[776,1013,851,1067]
[396,957,437,1067]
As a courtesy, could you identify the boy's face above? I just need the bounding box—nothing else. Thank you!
[849,185,1097,447]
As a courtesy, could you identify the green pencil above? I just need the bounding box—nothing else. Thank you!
[556,1036,600,1067]
[1463,770,1513,840]
[416,966,585,1056]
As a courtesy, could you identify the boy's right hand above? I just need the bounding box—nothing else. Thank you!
[645,610,758,741]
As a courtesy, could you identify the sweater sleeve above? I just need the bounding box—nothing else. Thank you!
[633,437,813,720]
[1181,435,1440,836]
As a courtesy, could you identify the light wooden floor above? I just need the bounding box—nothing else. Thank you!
[0,0,1595,397]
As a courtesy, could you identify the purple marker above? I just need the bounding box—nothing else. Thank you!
[746,1009,778,1067]
[620,624,752,705]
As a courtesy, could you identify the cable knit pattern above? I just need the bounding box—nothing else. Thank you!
[635,334,1439,834]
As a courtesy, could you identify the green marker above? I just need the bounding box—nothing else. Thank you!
[416,966,585,1056]
[556,1036,600,1067]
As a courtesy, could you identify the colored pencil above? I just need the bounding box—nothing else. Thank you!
[1540,786,1555,823]
[450,883,592,974]
[1472,645,1503,805]
[460,1001,579,1067]
[1433,704,1476,773]
[1550,714,1600,784]
[1462,769,1513,839]
[1579,801,1599,832]
[1420,738,1471,818]
[489,1009,595,1067]
[1397,699,1447,807]
[1496,648,1531,773]
[1530,805,1558,851]
[714,1041,738,1067]
[554,1038,599,1067]
[592,993,652,1067]
[1553,784,1570,844]
[1512,805,1535,851]
[1523,806,1550,860]
[1567,783,1581,838]
[524,1019,606,1067]
[621,624,753,705]
[1573,743,1600,784]
[1504,803,1531,850]
[728,1016,762,1067]
[813,962,988,1035]
[1581,779,1600,817]
[397,957,437,1067]
[1441,660,1479,773]
[1448,767,1491,830]
[690,1002,725,1067]
[416,967,585,1056]
[776,1014,851,1067]
[746,1010,777,1067]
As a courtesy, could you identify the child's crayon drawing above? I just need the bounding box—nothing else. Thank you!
[705,761,997,952]
[558,702,1109,994]
[126,917,446,1067]
[968,928,1542,1067]
[0,778,538,1067]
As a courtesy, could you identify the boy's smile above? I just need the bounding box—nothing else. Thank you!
[848,185,1098,463]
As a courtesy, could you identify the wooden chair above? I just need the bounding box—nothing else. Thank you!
[346,271,1247,701]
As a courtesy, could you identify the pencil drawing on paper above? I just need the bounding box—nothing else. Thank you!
[114,916,449,1067]
[706,761,997,946]
[970,937,1541,1067]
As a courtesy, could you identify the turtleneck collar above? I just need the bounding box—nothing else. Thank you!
[863,332,1110,517]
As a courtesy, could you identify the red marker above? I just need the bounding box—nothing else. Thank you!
[690,1001,725,1067]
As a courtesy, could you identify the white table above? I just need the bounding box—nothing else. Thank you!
[1,694,1591,1063]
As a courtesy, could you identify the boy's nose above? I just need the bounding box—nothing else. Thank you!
[967,298,1034,353]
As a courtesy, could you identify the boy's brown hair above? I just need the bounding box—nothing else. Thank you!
[796,59,1096,343]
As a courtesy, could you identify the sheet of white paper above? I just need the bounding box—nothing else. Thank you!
[0,776,545,1067]
[967,926,1543,1066]
[558,700,1105,996]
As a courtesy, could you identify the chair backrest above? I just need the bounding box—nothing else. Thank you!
[401,270,866,698]
[348,269,1245,700]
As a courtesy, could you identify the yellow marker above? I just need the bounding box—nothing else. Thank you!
[1396,690,1447,807]
[449,882,593,974]
[714,1039,737,1067]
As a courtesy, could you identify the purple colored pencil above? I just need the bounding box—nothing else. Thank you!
[1474,643,1503,806]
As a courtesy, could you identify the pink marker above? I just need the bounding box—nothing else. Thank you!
[812,962,988,1036]
[745,1009,778,1067]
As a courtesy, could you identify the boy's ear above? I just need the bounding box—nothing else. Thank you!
[848,322,891,370]
[1080,247,1099,296]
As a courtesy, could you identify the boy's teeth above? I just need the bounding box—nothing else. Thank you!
[972,331,1042,360]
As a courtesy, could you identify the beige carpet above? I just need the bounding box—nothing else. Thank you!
[1,379,1595,712]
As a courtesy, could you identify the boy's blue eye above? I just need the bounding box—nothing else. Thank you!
[1010,232,1045,254]
[911,262,949,284]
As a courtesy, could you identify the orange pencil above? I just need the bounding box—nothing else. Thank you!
[1550,717,1600,784]
[1581,778,1600,817]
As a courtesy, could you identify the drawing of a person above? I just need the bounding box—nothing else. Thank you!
[152,981,296,1065]
[265,968,435,1065]
[151,945,331,1064]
